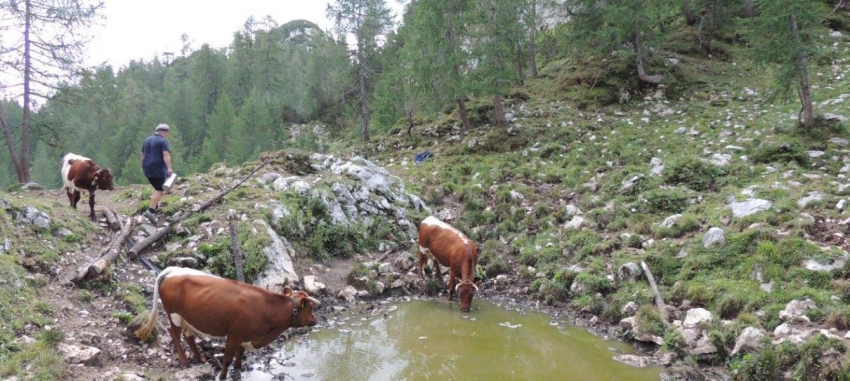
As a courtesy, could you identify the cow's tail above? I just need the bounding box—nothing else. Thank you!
[134,267,177,342]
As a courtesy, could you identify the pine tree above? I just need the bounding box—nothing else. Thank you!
[401,0,475,133]
[198,94,237,171]
[749,0,821,129]
[0,0,103,183]
[328,0,395,142]
[469,0,528,126]
[568,0,678,85]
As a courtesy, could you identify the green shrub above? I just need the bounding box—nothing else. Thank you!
[749,141,809,166]
[731,345,780,380]
[662,156,726,191]
[652,213,701,239]
[635,305,666,336]
[37,329,64,348]
[641,188,691,214]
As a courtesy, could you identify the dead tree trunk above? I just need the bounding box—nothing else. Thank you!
[632,27,665,85]
[641,261,669,322]
[67,216,133,283]
[103,208,121,231]
[684,0,698,25]
[128,159,270,259]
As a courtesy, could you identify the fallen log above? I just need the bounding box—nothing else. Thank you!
[67,216,133,283]
[104,208,121,231]
[640,260,669,322]
[128,159,270,259]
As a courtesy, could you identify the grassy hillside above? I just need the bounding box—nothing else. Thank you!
[344,16,850,379]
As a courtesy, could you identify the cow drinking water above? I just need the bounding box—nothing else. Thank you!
[61,153,114,221]
[135,267,320,381]
[418,216,479,312]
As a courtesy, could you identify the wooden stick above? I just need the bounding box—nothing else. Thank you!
[104,208,121,231]
[229,221,245,283]
[128,159,270,259]
[640,260,669,322]
[68,216,134,283]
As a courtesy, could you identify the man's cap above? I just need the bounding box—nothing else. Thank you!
[155,123,170,132]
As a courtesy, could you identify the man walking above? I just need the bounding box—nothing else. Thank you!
[141,123,173,224]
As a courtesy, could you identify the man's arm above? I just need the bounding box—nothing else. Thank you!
[163,151,173,175]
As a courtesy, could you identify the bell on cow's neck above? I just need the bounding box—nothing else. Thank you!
[163,172,178,192]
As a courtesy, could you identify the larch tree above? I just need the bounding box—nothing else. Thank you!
[568,0,678,85]
[470,0,527,126]
[402,0,474,133]
[327,0,395,142]
[0,0,103,183]
[693,0,744,54]
[198,93,236,171]
[750,0,821,129]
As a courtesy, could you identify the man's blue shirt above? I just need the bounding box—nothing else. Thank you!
[142,134,171,177]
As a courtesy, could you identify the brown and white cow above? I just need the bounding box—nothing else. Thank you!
[61,153,114,221]
[135,267,320,381]
[418,216,479,312]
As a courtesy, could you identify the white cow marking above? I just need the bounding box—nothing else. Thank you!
[162,266,219,280]
[422,216,470,245]
[241,342,258,351]
[169,313,222,339]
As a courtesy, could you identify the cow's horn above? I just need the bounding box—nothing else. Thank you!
[472,283,479,292]
[455,283,460,291]
[307,297,321,306]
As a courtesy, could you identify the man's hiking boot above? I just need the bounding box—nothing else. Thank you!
[143,210,158,225]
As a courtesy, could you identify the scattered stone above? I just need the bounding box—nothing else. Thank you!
[613,354,652,368]
[779,299,816,322]
[732,327,766,355]
[15,206,51,229]
[57,343,101,365]
[617,262,642,282]
[683,308,713,328]
[565,204,583,216]
[802,252,848,271]
[338,286,358,302]
[565,216,584,230]
[703,227,725,248]
[728,199,772,218]
[797,192,823,208]
[660,214,682,228]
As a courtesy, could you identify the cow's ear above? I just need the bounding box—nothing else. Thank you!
[282,286,293,296]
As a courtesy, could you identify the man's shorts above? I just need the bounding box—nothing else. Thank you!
[147,176,165,192]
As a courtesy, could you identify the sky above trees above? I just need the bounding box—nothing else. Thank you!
[85,0,405,68]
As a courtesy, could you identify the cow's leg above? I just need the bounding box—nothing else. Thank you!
[71,190,81,209]
[233,347,246,370]
[65,188,74,207]
[183,332,207,364]
[218,337,241,381]
[417,247,429,279]
[88,192,97,221]
[166,321,189,366]
[432,258,442,281]
[448,273,457,301]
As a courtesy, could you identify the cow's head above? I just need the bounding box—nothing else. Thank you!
[94,168,115,190]
[283,287,320,327]
[456,279,479,312]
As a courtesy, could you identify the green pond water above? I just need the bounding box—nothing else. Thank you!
[242,298,661,381]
